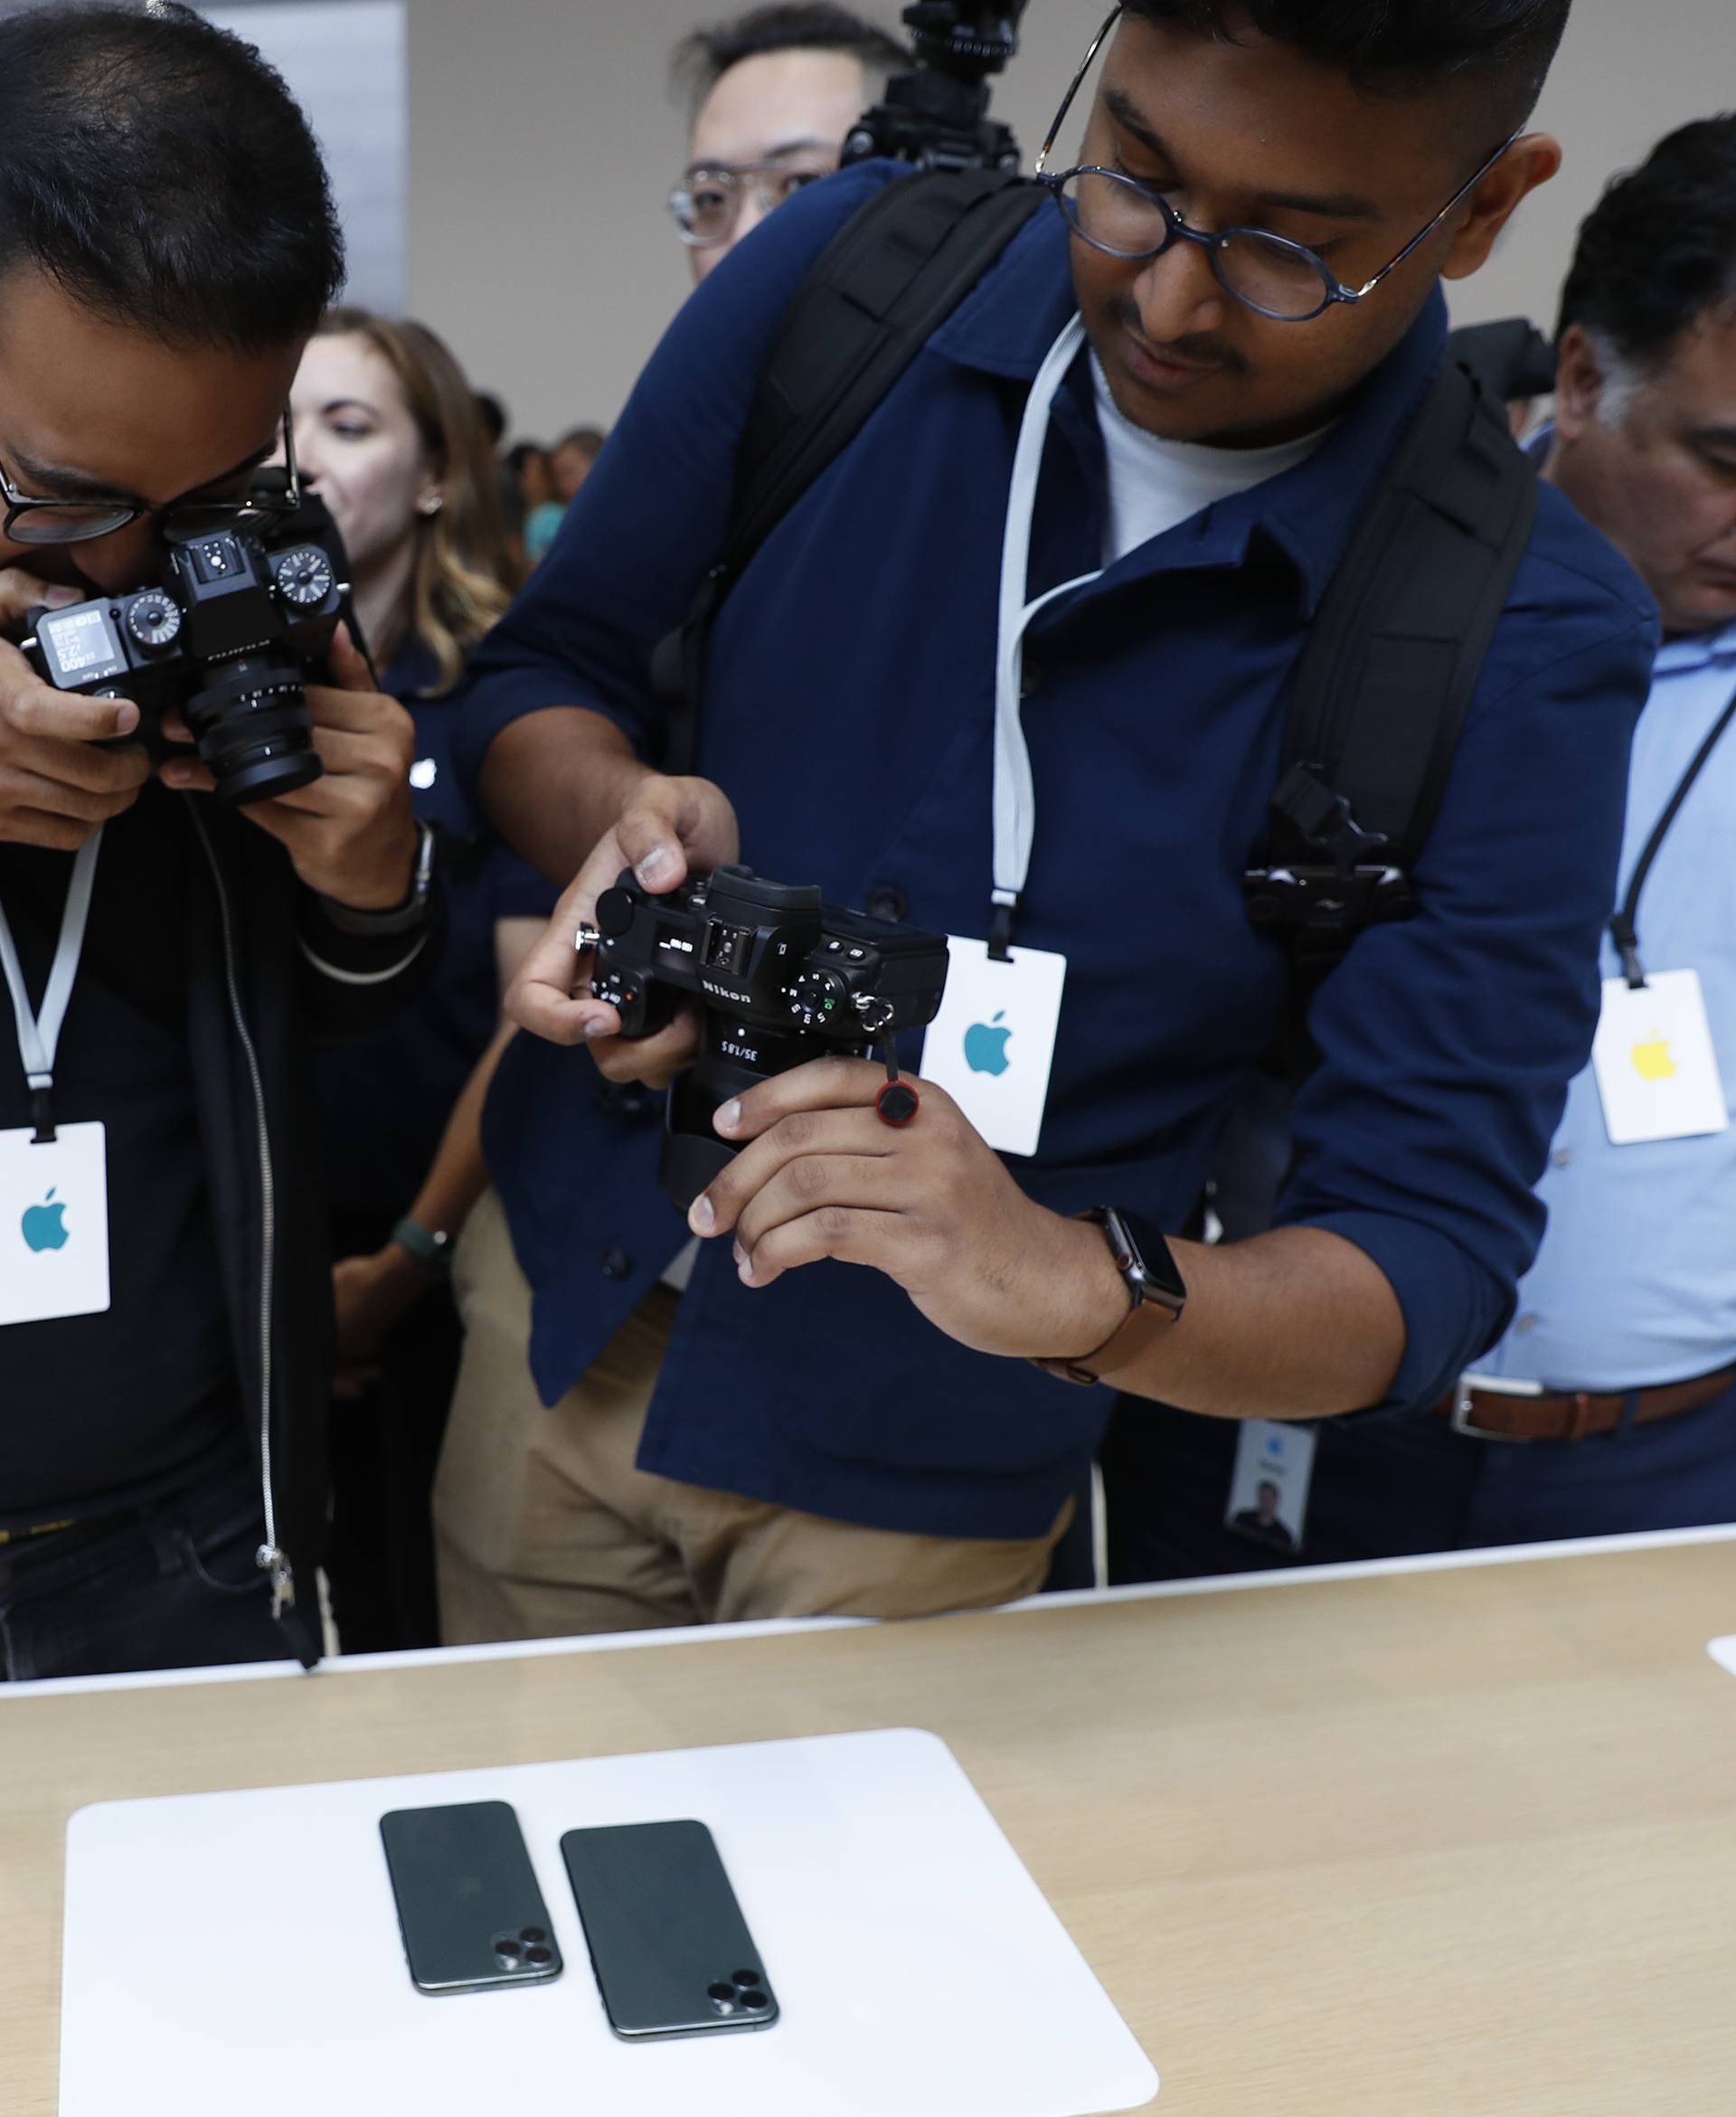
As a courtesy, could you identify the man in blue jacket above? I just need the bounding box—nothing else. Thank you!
[442,0,1656,1640]
[1105,114,1736,1581]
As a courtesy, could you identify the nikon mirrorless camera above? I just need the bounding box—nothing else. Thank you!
[23,475,350,807]
[582,865,951,1211]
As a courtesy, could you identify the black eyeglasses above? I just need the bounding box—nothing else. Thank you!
[0,410,303,546]
[1034,5,1515,325]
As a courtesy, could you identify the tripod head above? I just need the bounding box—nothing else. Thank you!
[842,1,1031,173]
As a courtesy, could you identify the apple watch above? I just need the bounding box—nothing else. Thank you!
[1031,1206,1186,1387]
[391,1215,453,1280]
[316,818,438,938]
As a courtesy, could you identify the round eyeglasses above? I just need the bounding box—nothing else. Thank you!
[0,411,302,547]
[668,159,835,248]
[1034,5,1515,325]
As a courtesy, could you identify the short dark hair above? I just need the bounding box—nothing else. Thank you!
[672,4,910,119]
[0,3,344,353]
[1120,0,1571,130]
[1556,116,1736,370]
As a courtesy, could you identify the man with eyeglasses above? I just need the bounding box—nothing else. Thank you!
[668,3,910,282]
[1107,115,1736,1581]
[447,0,1655,1640]
[0,8,439,1680]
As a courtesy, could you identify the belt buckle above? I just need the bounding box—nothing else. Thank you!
[1451,1373,1544,1443]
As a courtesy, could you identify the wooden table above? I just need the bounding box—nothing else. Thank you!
[5,1531,1735,2114]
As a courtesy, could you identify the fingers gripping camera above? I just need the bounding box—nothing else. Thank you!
[582,865,950,1212]
[23,510,347,808]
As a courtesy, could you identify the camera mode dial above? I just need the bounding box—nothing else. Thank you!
[126,592,182,652]
[272,544,335,608]
[787,967,849,1029]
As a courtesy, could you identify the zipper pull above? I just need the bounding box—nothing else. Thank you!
[257,1542,297,1618]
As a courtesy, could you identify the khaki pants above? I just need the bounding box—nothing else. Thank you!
[433,1189,1072,1645]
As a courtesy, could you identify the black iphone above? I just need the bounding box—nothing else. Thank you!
[560,1818,779,2040]
[380,1799,563,1996]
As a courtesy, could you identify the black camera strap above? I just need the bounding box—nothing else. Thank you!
[1609,676,1736,988]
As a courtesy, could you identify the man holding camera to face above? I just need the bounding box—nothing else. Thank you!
[0,5,441,1680]
[447,0,1656,1641]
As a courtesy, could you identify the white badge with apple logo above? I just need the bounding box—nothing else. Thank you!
[0,827,111,1323]
[918,936,1067,1158]
[1591,969,1729,1146]
[0,1120,110,1324]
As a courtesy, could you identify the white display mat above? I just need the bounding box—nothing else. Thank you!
[61,1726,1157,2117]
[1707,1637,1736,1680]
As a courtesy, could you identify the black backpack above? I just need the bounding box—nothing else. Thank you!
[655,167,1539,1028]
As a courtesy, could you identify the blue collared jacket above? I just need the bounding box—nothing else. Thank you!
[457,164,1657,1540]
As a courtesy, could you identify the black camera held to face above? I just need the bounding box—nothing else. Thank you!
[580,865,951,1213]
[21,473,351,808]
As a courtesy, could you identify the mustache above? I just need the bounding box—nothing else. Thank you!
[1104,296,1249,380]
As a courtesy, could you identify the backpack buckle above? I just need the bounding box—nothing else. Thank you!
[1242,860,1415,935]
[1243,764,1418,935]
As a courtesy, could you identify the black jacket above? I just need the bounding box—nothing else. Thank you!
[184,799,442,1668]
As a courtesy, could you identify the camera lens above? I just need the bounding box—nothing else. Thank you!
[183,656,324,807]
[495,1936,523,1959]
[707,1983,737,2007]
[731,1970,760,1988]
[524,1944,553,1966]
[741,1990,770,2009]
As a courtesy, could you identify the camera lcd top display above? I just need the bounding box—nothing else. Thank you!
[42,606,126,684]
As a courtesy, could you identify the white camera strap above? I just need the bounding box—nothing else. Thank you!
[0,826,103,1138]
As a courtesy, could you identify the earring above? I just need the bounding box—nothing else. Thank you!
[418,493,444,517]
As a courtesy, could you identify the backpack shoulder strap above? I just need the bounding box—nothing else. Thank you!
[656,166,1044,771]
[1446,316,1558,406]
[1245,360,1541,980]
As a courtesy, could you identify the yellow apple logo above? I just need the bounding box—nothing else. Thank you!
[1631,1033,1676,1082]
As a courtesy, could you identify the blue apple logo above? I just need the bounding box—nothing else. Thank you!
[21,1187,69,1253]
[964,1010,1013,1077]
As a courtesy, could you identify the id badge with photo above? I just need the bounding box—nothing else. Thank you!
[917,935,1067,1158]
[1226,1419,1316,1556]
[1591,969,1730,1146]
[0,1120,109,1325]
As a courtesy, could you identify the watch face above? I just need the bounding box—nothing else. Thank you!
[1104,1207,1187,1311]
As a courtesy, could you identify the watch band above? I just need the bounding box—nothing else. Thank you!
[392,1215,453,1279]
[316,818,437,938]
[1032,1207,1185,1387]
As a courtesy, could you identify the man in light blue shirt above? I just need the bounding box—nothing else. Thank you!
[1107,116,1736,1575]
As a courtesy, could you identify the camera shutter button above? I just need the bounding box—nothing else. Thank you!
[595,886,637,940]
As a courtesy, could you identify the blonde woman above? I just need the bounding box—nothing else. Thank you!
[289,309,551,1649]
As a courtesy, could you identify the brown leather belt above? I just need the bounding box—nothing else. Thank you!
[1433,1363,1736,1444]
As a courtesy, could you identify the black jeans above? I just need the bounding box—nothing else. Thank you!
[0,1455,285,1682]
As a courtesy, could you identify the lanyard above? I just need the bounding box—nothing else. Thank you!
[991,313,1102,957]
[0,827,102,1140]
[1610,677,1736,988]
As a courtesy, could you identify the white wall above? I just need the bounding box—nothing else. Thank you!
[405,0,1736,439]
[206,1,408,314]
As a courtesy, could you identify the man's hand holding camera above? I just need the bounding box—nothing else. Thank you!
[686,1056,1130,1361]
[0,567,151,851]
[506,767,741,1085]
[159,620,420,911]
